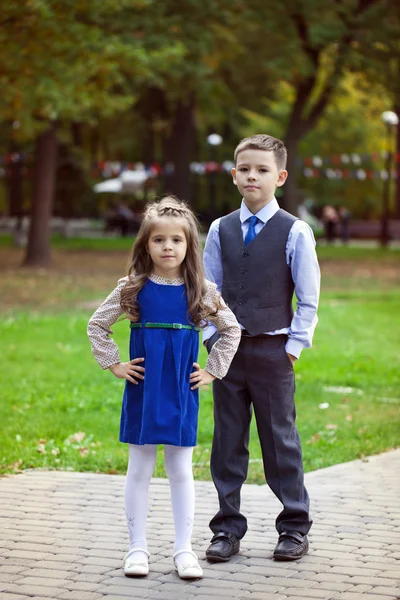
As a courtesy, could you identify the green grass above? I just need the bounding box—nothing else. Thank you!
[1,293,399,483]
[0,233,134,251]
[0,243,399,482]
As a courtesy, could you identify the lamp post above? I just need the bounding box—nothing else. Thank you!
[206,133,223,210]
[380,111,399,247]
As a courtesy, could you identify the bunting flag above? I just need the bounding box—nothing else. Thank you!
[0,153,399,180]
[297,151,400,167]
[301,167,397,180]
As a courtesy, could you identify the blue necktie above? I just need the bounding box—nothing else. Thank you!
[244,216,259,246]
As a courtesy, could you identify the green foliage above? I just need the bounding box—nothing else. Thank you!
[1,0,399,217]
[0,0,184,140]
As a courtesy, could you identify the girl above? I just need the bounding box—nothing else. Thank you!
[87,197,241,580]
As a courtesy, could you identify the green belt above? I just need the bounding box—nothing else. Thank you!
[130,322,201,332]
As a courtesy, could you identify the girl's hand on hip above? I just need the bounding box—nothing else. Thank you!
[190,363,216,390]
[109,358,145,384]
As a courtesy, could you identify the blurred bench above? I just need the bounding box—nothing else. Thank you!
[348,220,400,240]
[0,217,105,238]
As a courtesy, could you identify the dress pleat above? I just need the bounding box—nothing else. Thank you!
[119,280,199,447]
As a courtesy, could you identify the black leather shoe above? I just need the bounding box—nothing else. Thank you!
[206,532,240,562]
[273,531,309,561]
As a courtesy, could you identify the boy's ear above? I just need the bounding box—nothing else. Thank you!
[276,169,288,187]
[231,167,237,185]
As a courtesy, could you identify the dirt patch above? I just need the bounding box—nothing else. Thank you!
[0,247,399,311]
[319,259,400,284]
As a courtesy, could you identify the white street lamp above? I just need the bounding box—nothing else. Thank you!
[207,133,223,146]
[381,111,399,127]
[206,134,223,207]
[380,111,398,246]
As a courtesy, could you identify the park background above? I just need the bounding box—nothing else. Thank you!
[0,0,399,480]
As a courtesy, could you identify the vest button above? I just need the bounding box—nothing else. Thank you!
[238,301,243,305]
[239,284,245,289]
[241,268,247,274]
[242,252,249,258]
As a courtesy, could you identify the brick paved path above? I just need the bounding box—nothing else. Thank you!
[1,450,399,600]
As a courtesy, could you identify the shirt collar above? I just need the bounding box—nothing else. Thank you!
[239,198,280,224]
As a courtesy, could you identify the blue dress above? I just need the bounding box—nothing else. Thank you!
[119,279,200,447]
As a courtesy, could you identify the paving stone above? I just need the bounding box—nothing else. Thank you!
[347,576,399,586]
[57,592,104,600]
[0,594,37,600]
[98,577,161,589]
[246,565,297,577]
[334,595,398,600]
[276,589,333,598]
[188,585,249,597]
[13,576,71,588]
[2,583,64,597]
[33,561,77,572]
[367,588,400,596]
[238,595,287,600]
[144,591,194,600]
[1,450,399,600]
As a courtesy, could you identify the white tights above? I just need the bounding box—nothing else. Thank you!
[125,444,195,557]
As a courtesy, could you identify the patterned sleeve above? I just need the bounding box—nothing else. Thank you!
[203,280,241,379]
[87,277,129,369]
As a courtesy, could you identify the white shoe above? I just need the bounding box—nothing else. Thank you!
[124,548,150,577]
[173,550,203,579]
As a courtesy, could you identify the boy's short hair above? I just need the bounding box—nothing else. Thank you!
[234,134,287,171]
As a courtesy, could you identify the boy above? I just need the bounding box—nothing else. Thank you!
[203,134,320,562]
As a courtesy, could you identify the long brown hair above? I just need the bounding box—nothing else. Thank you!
[120,196,220,327]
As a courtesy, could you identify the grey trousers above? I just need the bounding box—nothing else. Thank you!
[209,333,312,539]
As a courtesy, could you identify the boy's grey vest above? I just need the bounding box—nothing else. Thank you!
[219,208,297,336]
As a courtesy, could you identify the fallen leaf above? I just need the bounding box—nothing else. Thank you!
[325,424,337,430]
[346,415,353,421]
[79,447,89,457]
[10,459,23,472]
[69,432,85,443]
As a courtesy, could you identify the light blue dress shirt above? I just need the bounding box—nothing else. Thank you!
[203,198,320,359]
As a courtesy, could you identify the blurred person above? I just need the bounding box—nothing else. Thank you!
[338,206,351,244]
[203,134,320,563]
[322,204,339,244]
[88,196,240,579]
[117,200,135,236]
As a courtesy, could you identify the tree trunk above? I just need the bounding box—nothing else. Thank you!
[395,104,400,219]
[163,93,196,202]
[23,125,58,267]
